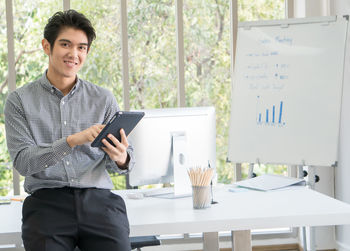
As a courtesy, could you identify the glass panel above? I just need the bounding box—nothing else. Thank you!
[0,1,10,196]
[238,0,286,21]
[0,2,8,93]
[183,0,232,183]
[0,1,61,196]
[13,1,61,88]
[71,0,123,106]
[241,163,289,179]
[128,0,176,109]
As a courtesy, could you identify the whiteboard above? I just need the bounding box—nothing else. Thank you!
[227,16,348,166]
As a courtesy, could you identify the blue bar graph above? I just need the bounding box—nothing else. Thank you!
[279,101,283,124]
[256,96,285,127]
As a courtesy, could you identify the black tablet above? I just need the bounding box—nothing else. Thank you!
[91,111,145,148]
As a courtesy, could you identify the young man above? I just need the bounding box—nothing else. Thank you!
[5,10,133,251]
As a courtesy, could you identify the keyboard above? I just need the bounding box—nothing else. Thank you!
[142,187,174,197]
[142,187,192,199]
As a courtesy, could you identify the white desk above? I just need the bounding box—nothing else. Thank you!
[1,186,350,251]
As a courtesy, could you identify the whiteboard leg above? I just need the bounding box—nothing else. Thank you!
[298,165,304,179]
[306,166,316,251]
[289,165,297,178]
[234,163,242,182]
[298,165,308,251]
[248,163,254,178]
[308,166,316,189]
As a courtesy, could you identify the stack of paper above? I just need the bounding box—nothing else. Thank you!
[234,174,305,191]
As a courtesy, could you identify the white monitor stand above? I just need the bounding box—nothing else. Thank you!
[156,132,192,198]
[172,132,192,196]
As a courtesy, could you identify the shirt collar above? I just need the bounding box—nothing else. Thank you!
[40,70,81,96]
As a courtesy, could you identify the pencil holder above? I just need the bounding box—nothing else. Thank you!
[192,186,211,209]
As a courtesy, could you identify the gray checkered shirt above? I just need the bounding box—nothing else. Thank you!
[4,71,135,194]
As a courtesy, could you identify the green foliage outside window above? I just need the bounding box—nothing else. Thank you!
[0,0,285,195]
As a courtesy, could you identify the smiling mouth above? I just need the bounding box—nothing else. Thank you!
[64,60,78,66]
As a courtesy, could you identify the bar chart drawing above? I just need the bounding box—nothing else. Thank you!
[256,96,285,126]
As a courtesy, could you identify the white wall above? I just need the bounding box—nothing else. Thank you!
[293,0,334,17]
[293,1,340,250]
[334,1,350,250]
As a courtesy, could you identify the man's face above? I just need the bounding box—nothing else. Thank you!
[43,27,89,81]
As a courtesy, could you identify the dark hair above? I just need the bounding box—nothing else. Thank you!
[44,9,96,49]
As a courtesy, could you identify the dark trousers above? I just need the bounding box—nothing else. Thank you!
[22,187,131,251]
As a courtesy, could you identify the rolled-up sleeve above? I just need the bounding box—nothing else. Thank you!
[106,145,135,174]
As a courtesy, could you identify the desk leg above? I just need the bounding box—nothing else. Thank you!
[310,226,316,251]
[203,232,219,251]
[231,230,252,251]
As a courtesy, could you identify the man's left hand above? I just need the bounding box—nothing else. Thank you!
[101,129,129,168]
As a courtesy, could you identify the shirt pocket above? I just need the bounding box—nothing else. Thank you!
[28,117,59,144]
[32,163,66,181]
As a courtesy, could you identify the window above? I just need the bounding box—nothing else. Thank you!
[1,0,286,194]
[12,0,61,86]
[0,1,11,196]
[239,0,285,21]
[128,0,177,109]
[0,1,63,195]
[71,0,124,106]
[183,0,232,183]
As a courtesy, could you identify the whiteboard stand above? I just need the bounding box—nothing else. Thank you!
[298,165,308,251]
[298,165,319,251]
[227,16,347,251]
[248,161,260,178]
[248,163,255,178]
[307,166,316,251]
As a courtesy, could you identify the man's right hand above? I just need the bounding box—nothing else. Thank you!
[67,124,105,148]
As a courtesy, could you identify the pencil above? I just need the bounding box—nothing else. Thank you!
[187,166,213,186]
[10,198,24,202]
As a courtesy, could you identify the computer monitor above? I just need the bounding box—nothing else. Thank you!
[128,106,216,191]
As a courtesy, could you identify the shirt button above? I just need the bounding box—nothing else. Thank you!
[64,121,67,125]
[62,101,65,105]
[45,165,48,168]
[63,152,66,156]
[66,161,69,165]
[51,89,54,93]
[71,179,74,182]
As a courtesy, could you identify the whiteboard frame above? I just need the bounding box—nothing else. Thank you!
[227,16,349,167]
[239,16,337,28]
